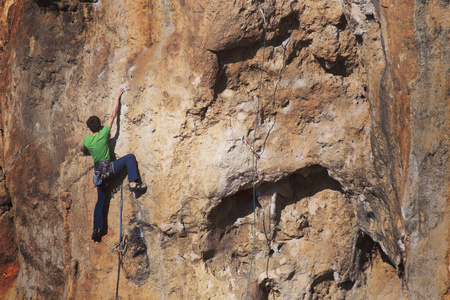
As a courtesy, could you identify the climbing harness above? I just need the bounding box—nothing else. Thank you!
[245,1,271,299]
[115,182,123,300]
[93,160,113,186]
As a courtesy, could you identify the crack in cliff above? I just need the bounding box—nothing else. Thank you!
[6,141,33,175]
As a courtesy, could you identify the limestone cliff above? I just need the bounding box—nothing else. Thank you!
[0,0,448,299]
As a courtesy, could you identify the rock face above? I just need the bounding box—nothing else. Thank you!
[0,0,448,299]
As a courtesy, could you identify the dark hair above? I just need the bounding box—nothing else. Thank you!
[86,116,102,133]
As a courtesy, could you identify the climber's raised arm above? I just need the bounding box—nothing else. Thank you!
[106,87,124,129]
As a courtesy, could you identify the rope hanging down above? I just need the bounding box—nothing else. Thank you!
[115,182,123,300]
[245,1,271,299]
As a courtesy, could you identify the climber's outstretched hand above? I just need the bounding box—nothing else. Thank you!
[116,87,125,99]
[107,87,125,128]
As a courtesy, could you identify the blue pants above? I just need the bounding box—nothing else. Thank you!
[93,154,139,230]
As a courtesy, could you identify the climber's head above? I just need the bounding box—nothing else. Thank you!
[86,116,102,133]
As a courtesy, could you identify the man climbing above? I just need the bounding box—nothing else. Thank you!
[80,87,146,242]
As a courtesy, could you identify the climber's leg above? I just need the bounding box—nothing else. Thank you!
[112,154,146,192]
[111,154,139,183]
[93,185,108,229]
[92,185,108,242]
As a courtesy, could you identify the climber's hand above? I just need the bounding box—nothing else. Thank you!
[116,87,125,99]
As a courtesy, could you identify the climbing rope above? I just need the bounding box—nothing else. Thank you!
[115,182,123,300]
[245,1,271,299]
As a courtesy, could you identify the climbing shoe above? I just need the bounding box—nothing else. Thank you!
[128,183,147,192]
[92,228,101,243]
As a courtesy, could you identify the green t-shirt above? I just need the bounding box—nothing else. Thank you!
[83,125,111,163]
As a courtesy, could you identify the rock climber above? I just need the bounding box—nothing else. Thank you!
[80,87,146,242]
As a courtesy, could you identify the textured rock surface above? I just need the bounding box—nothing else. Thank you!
[0,170,17,299]
[0,0,448,299]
